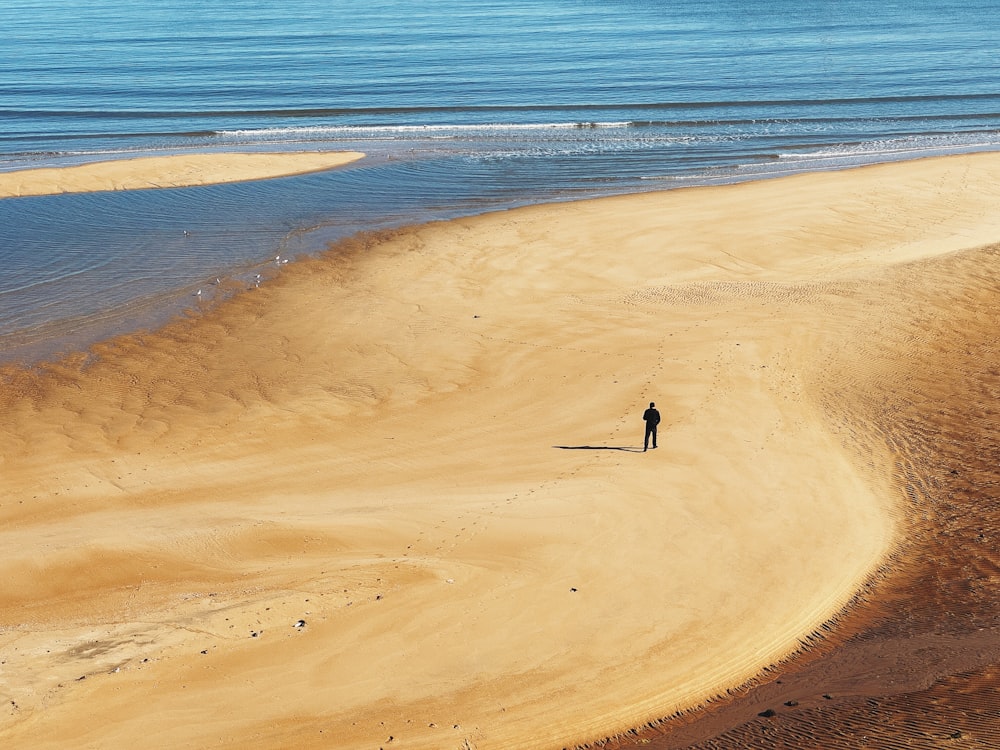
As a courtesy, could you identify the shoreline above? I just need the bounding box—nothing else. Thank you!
[3,152,1000,748]
[0,150,365,198]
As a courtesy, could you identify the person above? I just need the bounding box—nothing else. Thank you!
[643,401,661,451]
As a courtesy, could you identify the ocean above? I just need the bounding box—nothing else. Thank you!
[2,0,999,363]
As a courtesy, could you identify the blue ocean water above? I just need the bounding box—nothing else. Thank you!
[2,0,999,362]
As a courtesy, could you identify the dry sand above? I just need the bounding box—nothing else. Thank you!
[3,152,1000,749]
[0,151,364,197]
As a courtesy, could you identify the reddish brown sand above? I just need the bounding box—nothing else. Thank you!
[610,244,1000,749]
[2,152,1000,749]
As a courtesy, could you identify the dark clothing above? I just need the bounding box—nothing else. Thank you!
[643,407,661,451]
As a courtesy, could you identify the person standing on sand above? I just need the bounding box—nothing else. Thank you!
[643,401,661,452]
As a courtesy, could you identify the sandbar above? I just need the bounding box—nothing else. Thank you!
[3,153,1000,749]
[0,151,365,198]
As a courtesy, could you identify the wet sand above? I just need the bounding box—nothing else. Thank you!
[0,151,364,197]
[2,152,1000,749]
[614,235,1000,749]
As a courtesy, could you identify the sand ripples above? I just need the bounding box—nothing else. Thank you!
[616,245,1000,749]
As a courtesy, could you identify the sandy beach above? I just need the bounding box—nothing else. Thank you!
[2,152,1000,749]
[0,151,364,197]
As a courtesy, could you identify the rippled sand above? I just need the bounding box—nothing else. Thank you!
[3,153,1000,749]
[616,235,1000,748]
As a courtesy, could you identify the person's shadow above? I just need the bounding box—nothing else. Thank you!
[554,445,645,453]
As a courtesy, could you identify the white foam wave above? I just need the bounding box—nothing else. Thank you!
[777,133,1000,162]
[214,121,639,139]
